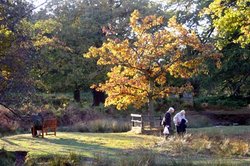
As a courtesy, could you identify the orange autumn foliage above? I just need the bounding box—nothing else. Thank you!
[85,10,221,110]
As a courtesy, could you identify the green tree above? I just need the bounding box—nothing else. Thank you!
[206,0,250,48]
[32,0,166,102]
[0,0,37,107]
[203,0,250,97]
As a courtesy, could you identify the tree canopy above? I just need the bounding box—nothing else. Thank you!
[0,0,249,112]
[206,0,250,49]
[85,10,220,112]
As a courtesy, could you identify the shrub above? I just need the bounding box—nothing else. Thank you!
[0,147,15,166]
[25,153,83,166]
[194,96,249,109]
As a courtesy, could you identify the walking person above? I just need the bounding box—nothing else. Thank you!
[173,110,188,135]
[162,107,175,138]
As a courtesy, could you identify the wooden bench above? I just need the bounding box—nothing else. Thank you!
[131,114,162,134]
[32,118,57,138]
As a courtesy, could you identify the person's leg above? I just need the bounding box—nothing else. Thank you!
[179,125,185,136]
[31,127,35,137]
[164,126,171,139]
[34,127,38,136]
[168,127,173,135]
[183,127,186,134]
[176,125,181,135]
[34,126,42,137]
[36,126,43,136]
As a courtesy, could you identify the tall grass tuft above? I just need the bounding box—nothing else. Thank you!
[119,148,156,166]
[159,133,250,157]
[93,153,113,166]
[60,119,131,133]
[212,138,249,156]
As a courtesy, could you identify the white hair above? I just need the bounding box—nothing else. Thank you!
[180,110,185,114]
[168,107,175,112]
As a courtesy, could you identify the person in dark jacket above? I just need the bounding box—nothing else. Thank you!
[162,107,175,137]
[31,113,44,137]
[179,118,187,134]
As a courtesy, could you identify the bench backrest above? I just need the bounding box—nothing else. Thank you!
[131,114,162,128]
[43,119,57,128]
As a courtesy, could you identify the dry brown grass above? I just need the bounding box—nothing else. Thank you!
[158,133,250,157]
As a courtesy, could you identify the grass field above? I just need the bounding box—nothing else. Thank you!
[1,126,250,165]
[188,125,250,136]
[0,132,159,157]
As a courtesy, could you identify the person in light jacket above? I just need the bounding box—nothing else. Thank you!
[173,110,188,135]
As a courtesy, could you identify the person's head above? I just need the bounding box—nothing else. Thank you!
[180,110,185,116]
[167,107,175,113]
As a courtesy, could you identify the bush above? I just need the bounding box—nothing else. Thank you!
[0,147,15,166]
[25,153,82,166]
[194,96,249,109]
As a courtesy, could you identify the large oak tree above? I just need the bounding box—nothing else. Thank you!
[85,10,220,113]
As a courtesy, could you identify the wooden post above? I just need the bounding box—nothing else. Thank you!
[32,127,35,137]
[141,115,144,132]
[42,128,44,138]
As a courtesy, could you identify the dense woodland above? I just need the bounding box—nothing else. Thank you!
[0,0,249,114]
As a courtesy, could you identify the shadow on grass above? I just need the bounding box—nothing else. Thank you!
[1,138,19,146]
[78,132,159,141]
[1,134,124,158]
[43,137,121,154]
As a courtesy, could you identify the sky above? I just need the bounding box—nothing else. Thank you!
[30,0,47,9]
[30,0,164,11]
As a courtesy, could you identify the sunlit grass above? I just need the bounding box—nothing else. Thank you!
[0,132,159,158]
[1,126,250,165]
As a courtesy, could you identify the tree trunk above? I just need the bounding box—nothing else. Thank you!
[147,79,154,116]
[148,97,154,116]
[74,87,81,102]
[147,79,155,128]
[92,88,105,106]
[190,78,200,97]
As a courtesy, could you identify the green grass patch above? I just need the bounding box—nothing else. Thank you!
[0,132,159,158]
[188,125,250,136]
